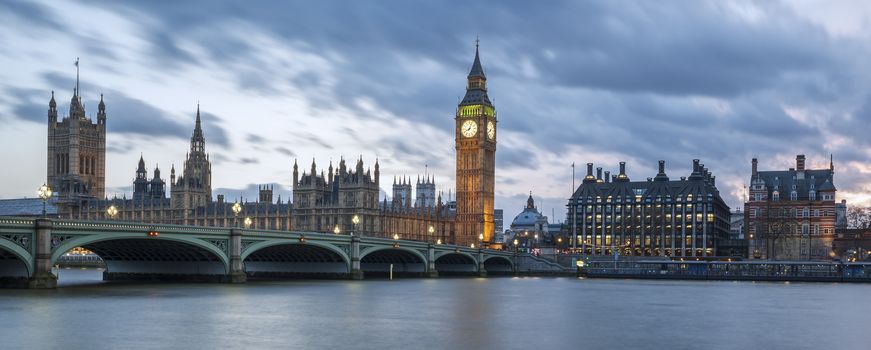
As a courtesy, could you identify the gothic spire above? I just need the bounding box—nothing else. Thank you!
[460,40,491,107]
[468,38,485,79]
[137,154,146,172]
[194,104,203,138]
[190,104,205,152]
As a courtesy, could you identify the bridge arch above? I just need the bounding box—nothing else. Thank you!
[483,256,514,274]
[242,240,351,278]
[0,239,33,278]
[360,246,427,276]
[434,252,479,274]
[50,232,230,280]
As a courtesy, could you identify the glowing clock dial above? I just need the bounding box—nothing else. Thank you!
[461,120,478,138]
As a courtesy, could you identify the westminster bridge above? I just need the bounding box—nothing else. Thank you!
[0,217,567,288]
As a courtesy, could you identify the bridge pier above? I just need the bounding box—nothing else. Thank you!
[350,235,364,280]
[426,244,439,278]
[29,219,57,289]
[228,228,246,284]
[477,249,487,277]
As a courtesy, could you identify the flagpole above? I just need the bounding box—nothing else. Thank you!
[75,57,80,95]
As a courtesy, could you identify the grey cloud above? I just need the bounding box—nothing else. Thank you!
[275,146,296,157]
[0,0,66,32]
[246,133,266,144]
[194,111,230,149]
[239,157,259,165]
[497,144,539,169]
[11,0,871,212]
[294,132,333,150]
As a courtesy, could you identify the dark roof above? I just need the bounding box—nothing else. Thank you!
[572,178,723,203]
[571,161,725,205]
[755,168,835,199]
[460,89,492,106]
[460,46,492,106]
[468,46,485,78]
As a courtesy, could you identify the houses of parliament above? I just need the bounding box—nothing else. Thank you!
[48,46,498,246]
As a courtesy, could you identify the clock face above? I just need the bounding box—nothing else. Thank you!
[461,120,477,138]
[487,121,495,140]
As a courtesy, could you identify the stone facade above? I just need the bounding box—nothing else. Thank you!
[58,105,455,241]
[47,88,106,205]
[455,44,497,247]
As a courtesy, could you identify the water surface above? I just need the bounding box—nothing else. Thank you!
[0,269,869,349]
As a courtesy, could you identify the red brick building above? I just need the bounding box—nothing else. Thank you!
[745,155,837,260]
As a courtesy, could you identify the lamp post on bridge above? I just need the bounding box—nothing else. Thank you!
[37,183,53,218]
[334,225,341,235]
[232,202,242,228]
[106,204,118,220]
[428,225,435,244]
[243,217,253,229]
[352,214,360,237]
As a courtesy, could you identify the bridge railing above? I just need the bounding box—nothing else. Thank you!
[1,217,512,257]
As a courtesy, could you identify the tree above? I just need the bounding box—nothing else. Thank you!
[847,207,871,229]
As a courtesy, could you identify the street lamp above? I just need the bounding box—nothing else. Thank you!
[428,225,435,243]
[106,205,118,220]
[478,233,484,250]
[436,238,443,245]
[393,233,400,240]
[232,202,242,227]
[352,214,360,237]
[37,183,52,217]
[243,217,253,228]
[333,225,341,235]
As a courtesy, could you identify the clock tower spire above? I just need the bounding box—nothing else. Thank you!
[455,41,497,247]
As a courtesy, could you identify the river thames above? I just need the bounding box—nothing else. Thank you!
[1,269,870,350]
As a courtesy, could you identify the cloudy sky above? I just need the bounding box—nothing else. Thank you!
[2,0,871,222]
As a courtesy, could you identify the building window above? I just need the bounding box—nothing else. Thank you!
[790,191,797,201]
[772,191,780,201]
[809,191,816,201]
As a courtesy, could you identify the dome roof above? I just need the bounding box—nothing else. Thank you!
[511,192,546,227]
[511,209,543,227]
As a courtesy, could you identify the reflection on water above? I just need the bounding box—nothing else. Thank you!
[1,268,870,350]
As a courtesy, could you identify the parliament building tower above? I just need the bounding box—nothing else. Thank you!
[455,43,497,246]
[170,105,213,213]
[47,63,106,205]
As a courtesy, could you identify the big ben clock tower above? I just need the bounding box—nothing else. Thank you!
[455,42,496,247]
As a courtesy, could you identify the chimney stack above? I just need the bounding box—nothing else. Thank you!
[596,167,603,183]
[655,160,669,181]
[752,158,758,178]
[604,171,610,184]
[796,154,806,171]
